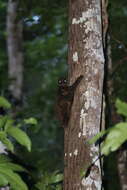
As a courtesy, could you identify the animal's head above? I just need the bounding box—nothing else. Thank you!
[58,78,68,87]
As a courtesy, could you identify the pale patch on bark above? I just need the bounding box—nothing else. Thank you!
[69,153,72,157]
[84,86,98,110]
[72,9,99,25]
[94,68,98,74]
[82,145,101,189]
[90,144,99,163]
[74,149,78,156]
[80,109,88,136]
[78,132,82,138]
[72,6,104,63]
[82,174,101,190]
[65,153,67,157]
[73,52,78,62]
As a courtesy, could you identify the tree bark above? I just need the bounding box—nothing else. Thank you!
[7,0,23,101]
[117,149,127,190]
[64,0,105,189]
[0,1,24,189]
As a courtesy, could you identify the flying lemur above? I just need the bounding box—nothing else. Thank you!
[56,75,83,127]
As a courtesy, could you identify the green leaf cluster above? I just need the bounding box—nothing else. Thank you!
[0,155,28,190]
[89,99,127,156]
[35,171,63,190]
[0,97,37,189]
[0,115,31,152]
[0,96,11,109]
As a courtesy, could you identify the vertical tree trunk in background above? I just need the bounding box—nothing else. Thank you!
[102,1,127,189]
[0,1,23,189]
[117,149,127,190]
[64,0,105,189]
[7,0,23,102]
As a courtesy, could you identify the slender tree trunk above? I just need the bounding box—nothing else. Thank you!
[64,0,105,189]
[7,0,23,102]
[117,149,127,190]
[0,1,23,189]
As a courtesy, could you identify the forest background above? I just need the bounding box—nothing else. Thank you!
[0,0,127,189]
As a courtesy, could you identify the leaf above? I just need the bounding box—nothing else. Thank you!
[0,173,8,187]
[0,116,8,129]
[1,137,14,152]
[0,163,25,172]
[50,171,63,183]
[0,132,14,152]
[0,155,11,163]
[0,96,11,109]
[116,99,127,117]
[101,123,127,155]
[88,130,107,144]
[0,131,7,140]
[7,127,31,151]
[4,118,14,131]
[24,117,38,125]
[0,155,25,172]
[0,168,28,190]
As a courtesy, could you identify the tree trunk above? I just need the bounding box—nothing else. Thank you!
[117,149,127,190]
[64,0,105,189]
[7,0,23,102]
[0,1,24,189]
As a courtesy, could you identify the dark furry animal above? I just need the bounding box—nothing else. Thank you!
[56,75,83,127]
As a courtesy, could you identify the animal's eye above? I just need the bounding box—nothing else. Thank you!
[58,80,62,84]
[64,80,67,83]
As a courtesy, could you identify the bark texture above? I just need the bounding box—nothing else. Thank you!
[0,1,24,189]
[64,0,105,189]
[117,149,127,190]
[7,0,23,101]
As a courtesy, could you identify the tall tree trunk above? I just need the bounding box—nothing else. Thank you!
[0,1,23,189]
[64,0,105,189]
[117,149,127,190]
[7,0,23,102]
[103,35,121,190]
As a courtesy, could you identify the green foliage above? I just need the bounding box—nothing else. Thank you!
[88,130,107,145]
[0,96,11,109]
[0,168,28,190]
[0,155,28,190]
[101,123,127,155]
[0,115,31,152]
[115,98,127,118]
[89,99,127,156]
[35,171,63,190]
[7,127,31,152]
[24,118,38,125]
[0,97,36,189]
[0,0,66,178]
